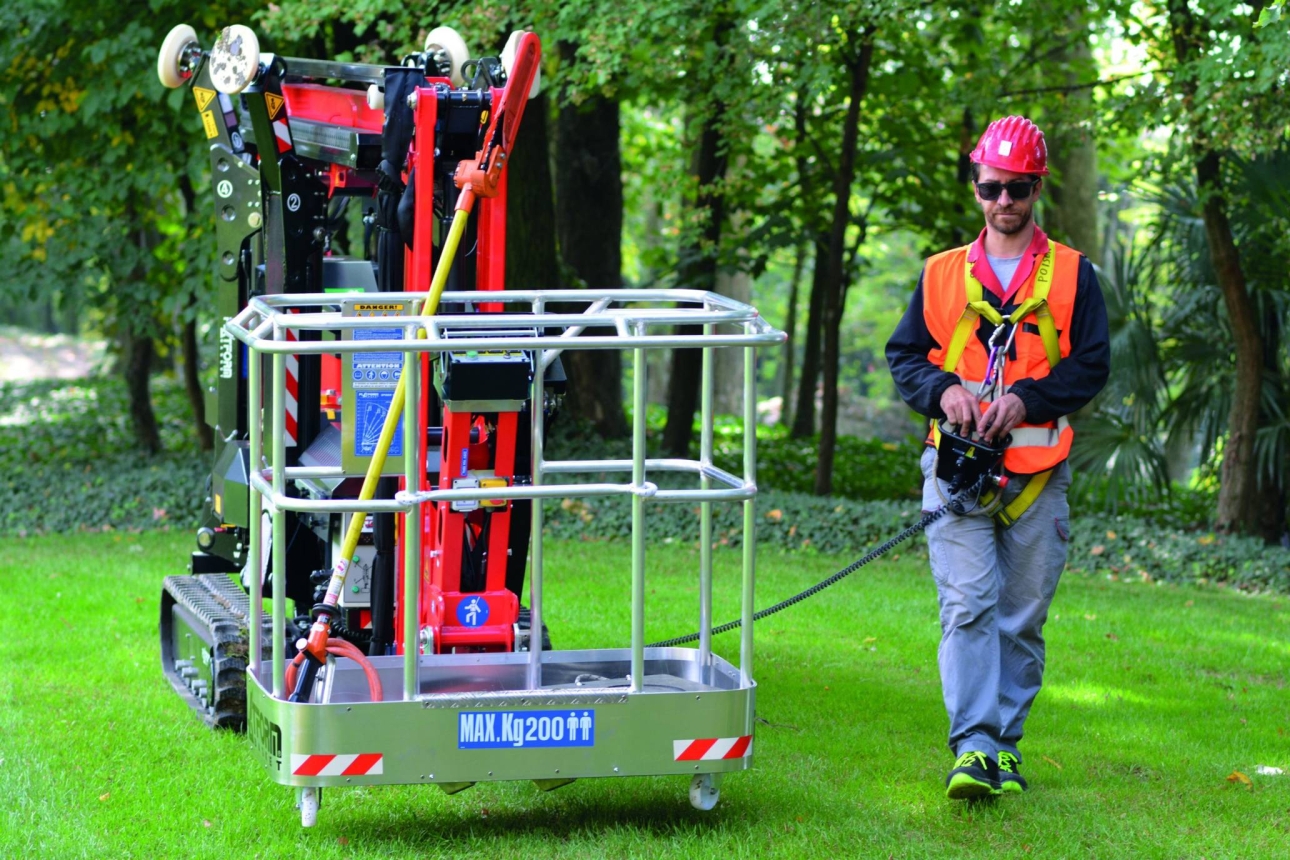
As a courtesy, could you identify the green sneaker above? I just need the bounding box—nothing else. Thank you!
[945,751,1001,800]
[998,751,1028,793]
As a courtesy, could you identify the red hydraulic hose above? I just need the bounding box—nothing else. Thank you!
[285,638,384,703]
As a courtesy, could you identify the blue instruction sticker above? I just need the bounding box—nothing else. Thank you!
[353,391,404,457]
[458,710,596,749]
[456,596,489,627]
[351,327,405,459]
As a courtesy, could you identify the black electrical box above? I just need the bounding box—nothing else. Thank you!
[436,349,533,402]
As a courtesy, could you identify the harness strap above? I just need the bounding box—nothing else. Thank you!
[982,468,1053,528]
[945,248,1061,374]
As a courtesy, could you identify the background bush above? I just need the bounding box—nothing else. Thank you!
[6,378,1286,595]
[0,377,207,536]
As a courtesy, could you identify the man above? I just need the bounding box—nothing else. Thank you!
[885,115,1110,800]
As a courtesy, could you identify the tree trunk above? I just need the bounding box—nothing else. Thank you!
[662,108,727,457]
[122,196,161,455]
[713,260,752,415]
[123,325,161,454]
[788,96,823,439]
[1256,303,1287,543]
[182,315,214,451]
[814,33,874,496]
[949,107,976,249]
[1197,153,1263,533]
[1044,10,1100,263]
[791,239,825,438]
[506,92,560,292]
[778,238,807,426]
[1167,1,1264,533]
[553,44,627,437]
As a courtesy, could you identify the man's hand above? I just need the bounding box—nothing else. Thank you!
[939,384,982,433]
[979,392,1027,444]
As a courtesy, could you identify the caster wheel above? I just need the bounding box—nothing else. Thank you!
[157,23,198,88]
[298,786,319,827]
[689,773,722,811]
[500,31,541,98]
[424,26,470,88]
[366,84,384,111]
[210,24,260,95]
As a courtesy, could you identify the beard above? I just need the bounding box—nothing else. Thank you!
[987,205,1033,236]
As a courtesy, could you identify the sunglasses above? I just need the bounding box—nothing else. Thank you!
[974,179,1040,202]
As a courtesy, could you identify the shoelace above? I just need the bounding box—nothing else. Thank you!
[998,752,1019,773]
[955,752,988,769]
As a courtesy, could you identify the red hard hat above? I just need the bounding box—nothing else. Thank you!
[970,116,1048,176]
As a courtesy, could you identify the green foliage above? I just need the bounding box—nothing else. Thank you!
[712,430,924,501]
[1067,515,1290,594]
[0,377,207,535]
[1073,151,1290,526]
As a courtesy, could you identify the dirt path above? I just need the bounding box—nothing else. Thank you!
[0,326,106,381]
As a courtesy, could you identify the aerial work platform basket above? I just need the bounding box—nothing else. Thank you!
[227,288,784,825]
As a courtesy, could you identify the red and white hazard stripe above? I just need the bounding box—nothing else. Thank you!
[284,325,298,447]
[673,735,752,761]
[290,753,384,777]
[274,117,293,153]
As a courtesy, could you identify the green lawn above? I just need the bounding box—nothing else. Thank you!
[1,530,1286,859]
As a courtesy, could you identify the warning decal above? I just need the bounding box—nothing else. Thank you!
[265,92,285,119]
[458,709,596,749]
[193,86,216,111]
[201,110,219,139]
[673,735,753,761]
[290,753,383,777]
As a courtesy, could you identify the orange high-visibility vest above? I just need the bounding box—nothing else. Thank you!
[921,240,1082,474]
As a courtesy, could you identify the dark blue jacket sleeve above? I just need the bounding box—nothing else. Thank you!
[884,268,962,420]
[1009,257,1110,423]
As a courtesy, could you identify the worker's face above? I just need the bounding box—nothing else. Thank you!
[974,165,1041,236]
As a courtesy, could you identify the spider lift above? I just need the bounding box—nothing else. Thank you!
[156,22,784,826]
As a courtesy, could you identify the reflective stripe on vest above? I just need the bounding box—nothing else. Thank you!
[930,377,1070,449]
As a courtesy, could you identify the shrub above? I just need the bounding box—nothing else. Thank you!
[0,377,207,536]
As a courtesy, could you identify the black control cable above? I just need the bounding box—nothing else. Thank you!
[647,473,988,649]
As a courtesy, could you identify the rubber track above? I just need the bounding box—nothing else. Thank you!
[161,574,261,731]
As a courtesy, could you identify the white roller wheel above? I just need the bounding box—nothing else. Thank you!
[500,30,541,98]
[210,24,260,95]
[689,773,722,811]
[424,26,470,88]
[366,84,384,111]
[299,786,319,827]
[157,24,198,88]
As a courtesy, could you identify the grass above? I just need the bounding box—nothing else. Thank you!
[2,531,1287,859]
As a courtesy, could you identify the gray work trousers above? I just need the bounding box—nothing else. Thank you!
[920,447,1071,762]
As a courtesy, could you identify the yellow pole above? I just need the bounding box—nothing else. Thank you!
[307,207,472,652]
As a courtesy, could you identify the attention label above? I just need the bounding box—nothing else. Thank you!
[351,328,404,458]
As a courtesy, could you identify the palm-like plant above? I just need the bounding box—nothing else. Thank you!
[1072,152,1290,539]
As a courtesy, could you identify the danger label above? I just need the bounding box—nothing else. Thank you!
[201,109,218,139]
[193,86,216,112]
[458,710,596,749]
[265,92,285,119]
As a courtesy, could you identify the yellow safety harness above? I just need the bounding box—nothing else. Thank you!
[938,247,1061,527]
